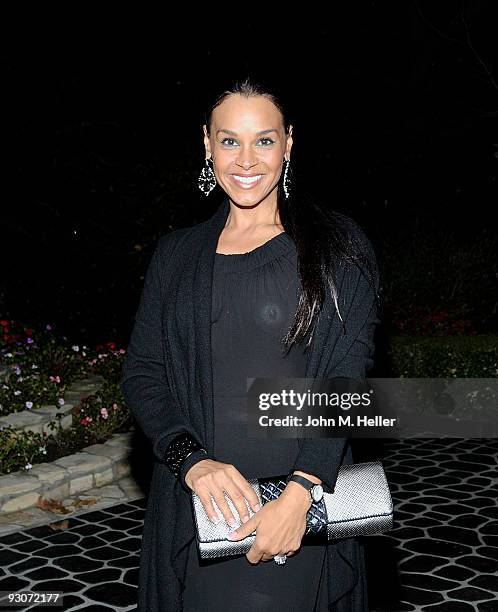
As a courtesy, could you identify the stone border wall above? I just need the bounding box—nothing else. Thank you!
[0,431,133,514]
[0,373,135,516]
[0,374,105,435]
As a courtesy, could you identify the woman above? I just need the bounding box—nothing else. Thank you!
[121,76,381,611]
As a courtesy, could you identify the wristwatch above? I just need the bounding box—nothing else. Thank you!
[285,473,324,503]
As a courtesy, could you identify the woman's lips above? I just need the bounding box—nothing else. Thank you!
[230,174,264,189]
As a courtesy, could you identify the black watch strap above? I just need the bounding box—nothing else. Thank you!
[286,473,314,493]
[164,432,207,477]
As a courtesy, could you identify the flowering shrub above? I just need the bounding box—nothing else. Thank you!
[0,319,92,416]
[0,425,49,475]
[0,315,131,475]
[88,342,127,384]
[72,379,132,439]
[378,228,497,335]
[389,304,477,337]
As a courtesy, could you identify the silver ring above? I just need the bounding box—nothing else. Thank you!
[273,554,287,565]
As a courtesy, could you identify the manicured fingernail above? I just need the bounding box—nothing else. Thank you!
[228,517,236,527]
[211,516,221,525]
[227,530,237,540]
[242,515,249,523]
[253,503,260,512]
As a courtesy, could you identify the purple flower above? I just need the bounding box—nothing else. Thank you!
[58,398,65,406]
[26,401,33,409]
[26,337,33,344]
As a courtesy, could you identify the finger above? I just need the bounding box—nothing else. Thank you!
[222,465,261,515]
[231,473,261,513]
[261,550,292,563]
[211,489,238,527]
[226,513,259,541]
[197,491,223,524]
[246,541,264,565]
[222,485,253,526]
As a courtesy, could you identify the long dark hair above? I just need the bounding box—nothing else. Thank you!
[203,76,381,355]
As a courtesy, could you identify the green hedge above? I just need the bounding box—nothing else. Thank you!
[389,334,498,377]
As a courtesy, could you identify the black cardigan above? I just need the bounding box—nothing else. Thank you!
[120,194,381,610]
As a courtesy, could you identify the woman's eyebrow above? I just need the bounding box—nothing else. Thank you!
[216,128,278,136]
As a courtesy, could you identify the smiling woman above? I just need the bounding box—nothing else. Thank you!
[121,75,380,611]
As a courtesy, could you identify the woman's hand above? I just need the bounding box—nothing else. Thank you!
[185,459,261,527]
[226,481,312,564]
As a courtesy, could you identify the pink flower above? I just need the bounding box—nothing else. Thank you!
[100,407,109,420]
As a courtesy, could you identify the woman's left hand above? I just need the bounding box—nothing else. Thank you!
[226,481,312,564]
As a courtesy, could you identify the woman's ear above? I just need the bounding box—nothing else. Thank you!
[202,124,211,158]
[285,124,294,159]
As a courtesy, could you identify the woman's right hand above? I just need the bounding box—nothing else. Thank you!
[185,459,261,527]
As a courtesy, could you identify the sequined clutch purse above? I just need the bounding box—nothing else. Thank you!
[191,460,393,559]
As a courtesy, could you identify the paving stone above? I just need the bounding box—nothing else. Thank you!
[398,555,448,572]
[469,574,498,591]
[27,463,68,485]
[403,538,472,557]
[446,586,496,602]
[1,492,41,513]
[54,452,112,476]
[426,526,482,546]
[434,565,475,581]
[421,603,476,611]
[69,474,94,495]
[94,468,114,488]
[0,473,40,495]
[82,485,125,499]
[82,443,130,461]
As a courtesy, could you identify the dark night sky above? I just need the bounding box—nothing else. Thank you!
[1,3,497,344]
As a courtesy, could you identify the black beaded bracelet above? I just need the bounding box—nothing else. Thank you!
[164,432,207,477]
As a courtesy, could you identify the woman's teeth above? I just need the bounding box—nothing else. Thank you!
[231,174,263,186]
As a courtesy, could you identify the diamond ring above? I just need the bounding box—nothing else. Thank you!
[273,554,287,565]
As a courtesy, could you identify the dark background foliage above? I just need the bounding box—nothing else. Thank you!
[1,3,497,347]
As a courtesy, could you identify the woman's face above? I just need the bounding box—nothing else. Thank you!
[203,94,293,208]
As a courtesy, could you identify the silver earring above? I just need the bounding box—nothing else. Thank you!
[283,158,292,199]
[198,157,217,196]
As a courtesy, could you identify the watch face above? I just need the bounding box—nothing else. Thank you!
[311,484,324,502]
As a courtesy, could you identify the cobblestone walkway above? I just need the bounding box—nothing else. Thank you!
[0,438,496,611]
[369,438,498,611]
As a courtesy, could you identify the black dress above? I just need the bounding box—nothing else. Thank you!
[182,232,329,612]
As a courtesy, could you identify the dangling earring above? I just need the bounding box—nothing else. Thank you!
[282,158,292,199]
[198,157,217,196]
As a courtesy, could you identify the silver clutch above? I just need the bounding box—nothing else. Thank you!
[191,460,394,559]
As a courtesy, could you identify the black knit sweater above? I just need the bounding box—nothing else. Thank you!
[120,194,380,610]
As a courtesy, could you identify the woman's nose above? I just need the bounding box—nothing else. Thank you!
[236,148,258,167]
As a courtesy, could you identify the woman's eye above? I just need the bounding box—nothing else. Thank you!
[220,137,275,147]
